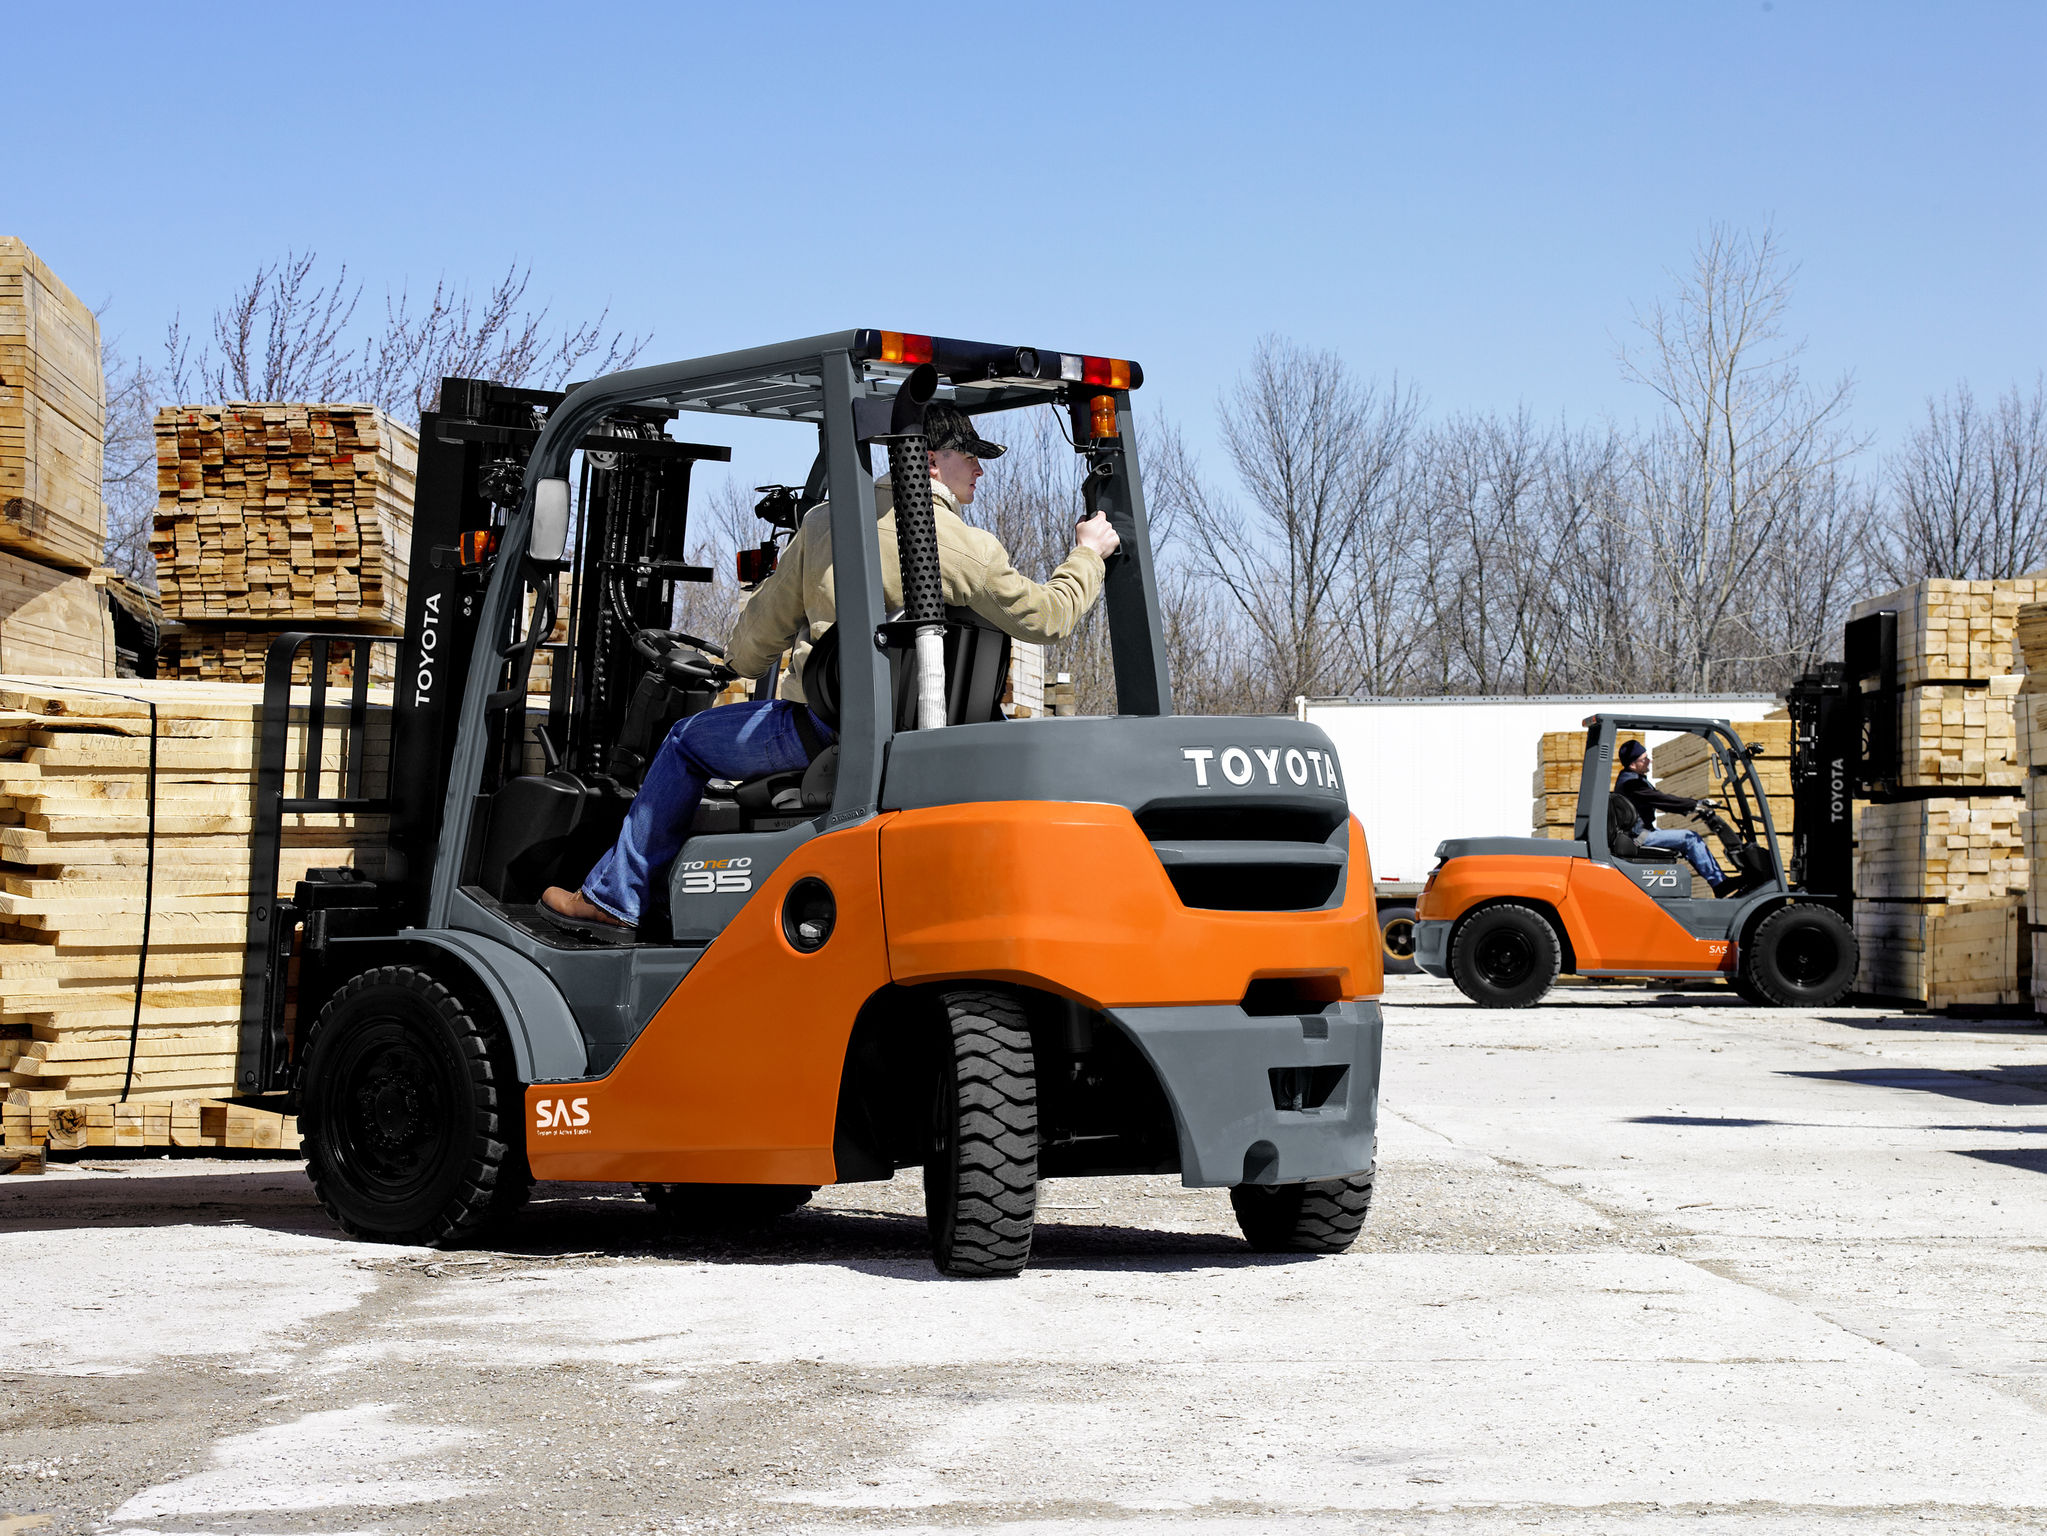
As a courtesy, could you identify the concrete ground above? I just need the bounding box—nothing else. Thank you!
[2,974,2044,1535]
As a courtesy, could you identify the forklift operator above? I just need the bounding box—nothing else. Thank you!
[540,403,1122,937]
[1614,740,1732,896]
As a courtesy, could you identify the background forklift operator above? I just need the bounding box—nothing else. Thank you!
[540,403,1122,938]
[1614,738,1732,895]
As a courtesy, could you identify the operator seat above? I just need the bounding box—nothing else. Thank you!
[1606,795,1680,863]
[720,605,1015,831]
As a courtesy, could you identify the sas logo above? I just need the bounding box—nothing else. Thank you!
[1182,746,1341,792]
[534,1097,591,1136]
[677,856,752,896]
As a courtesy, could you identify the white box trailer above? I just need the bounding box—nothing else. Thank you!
[1298,694,1780,970]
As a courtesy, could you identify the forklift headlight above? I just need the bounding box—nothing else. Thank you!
[782,878,836,953]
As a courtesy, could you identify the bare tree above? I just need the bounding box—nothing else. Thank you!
[1884,376,2047,580]
[162,252,647,425]
[97,325,161,586]
[1617,225,1864,691]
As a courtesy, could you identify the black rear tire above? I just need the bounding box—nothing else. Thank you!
[924,988,1038,1278]
[1378,905,1420,975]
[639,1183,814,1231]
[299,966,519,1247]
[1232,1169,1374,1253]
[1450,902,1561,1008]
[1739,903,1857,1007]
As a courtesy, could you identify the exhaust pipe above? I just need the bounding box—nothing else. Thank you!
[884,366,947,731]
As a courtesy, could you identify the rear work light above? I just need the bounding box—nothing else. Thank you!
[879,331,933,366]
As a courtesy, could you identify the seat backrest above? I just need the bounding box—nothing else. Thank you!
[802,607,1012,732]
[1606,794,1643,858]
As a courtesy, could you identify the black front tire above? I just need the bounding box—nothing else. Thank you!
[924,988,1038,1278]
[299,966,519,1247]
[1379,905,1420,976]
[639,1183,814,1231]
[1232,1169,1374,1253]
[1450,902,1562,1008]
[1739,903,1858,1007]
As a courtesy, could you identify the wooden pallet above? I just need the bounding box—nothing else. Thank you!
[0,239,105,572]
[2,1096,299,1154]
[151,403,415,626]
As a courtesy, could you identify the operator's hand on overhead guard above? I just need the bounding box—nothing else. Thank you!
[1076,510,1120,560]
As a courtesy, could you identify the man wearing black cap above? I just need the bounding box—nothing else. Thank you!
[1613,740,1733,896]
[540,402,1120,938]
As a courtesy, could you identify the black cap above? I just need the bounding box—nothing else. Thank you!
[1618,739,1648,767]
[921,402,1006,459]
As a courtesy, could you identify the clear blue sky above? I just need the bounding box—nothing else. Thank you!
[12,2,2043,485]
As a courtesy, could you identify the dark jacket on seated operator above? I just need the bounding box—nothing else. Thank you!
[1613,767,1699,833]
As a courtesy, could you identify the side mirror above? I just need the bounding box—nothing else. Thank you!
[530,478,571,565]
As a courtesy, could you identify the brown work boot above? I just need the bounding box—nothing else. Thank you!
[537,886,636,942]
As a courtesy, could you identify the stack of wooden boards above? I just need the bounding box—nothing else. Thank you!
[0,239,119,677]
[1850,578,2043,1007]
[1531,723,1794,858]
[0,676,388,1157]
[2017,603,2047,1015]
[153,402,417,677]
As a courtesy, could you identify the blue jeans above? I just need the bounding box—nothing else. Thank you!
[1636,827,1727,887]
[581,700,832,925]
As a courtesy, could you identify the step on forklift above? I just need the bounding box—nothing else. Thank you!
[237,333,1385,1275]
[1411,699,1871,1009]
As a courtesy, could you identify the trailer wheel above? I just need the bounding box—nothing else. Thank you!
[1231,1168,1374,1253]
[299,965,517,1247]
[1378,906,1420,975]
[1449,902,1560,1008]
[639,1183,814,1231]
[924,988,1038,1278]
[1739,904,1857,1007]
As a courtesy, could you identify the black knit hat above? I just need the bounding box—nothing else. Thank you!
[921,402,1006,459]
[1618,739,1648,767]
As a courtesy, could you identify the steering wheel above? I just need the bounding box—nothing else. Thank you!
[631,629,735,688]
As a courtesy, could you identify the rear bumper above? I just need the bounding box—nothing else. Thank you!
[1415,918,1452,978]
[1104,999,1382,1187]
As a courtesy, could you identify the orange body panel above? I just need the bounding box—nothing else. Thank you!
[525,817,896,1184]
[525,802,1382,1184]
[1417,852,1731,975]
[881,802,1383,1006]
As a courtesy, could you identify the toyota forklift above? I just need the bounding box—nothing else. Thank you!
[236,332,1384,1276]
[1412,710,1860,1008]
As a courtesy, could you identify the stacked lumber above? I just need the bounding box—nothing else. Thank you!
[0,553,116,675]
[1850,578,2047,788]
[1854,798,2025,904]
[0,677,389,1117]
[151,402,416,633]
[1047,671,1079,716]
[158,627,397,689]
[1004,641,1046,719]
[1855,897,2025,1012]
[1531,730,1584,838]
[2016,603,2047,1013]
[1854,799,2026,1005]
[4,1097,299,1155]
[0,239,105,572]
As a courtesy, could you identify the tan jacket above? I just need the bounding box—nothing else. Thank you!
[727,474,1105,707]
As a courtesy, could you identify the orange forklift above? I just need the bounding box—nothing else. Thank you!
[238,333,1384,1275]
[1413,711,1859,1009]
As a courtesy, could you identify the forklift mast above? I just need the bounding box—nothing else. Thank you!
[1783,609,1898,905]
[385,378,729,926]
